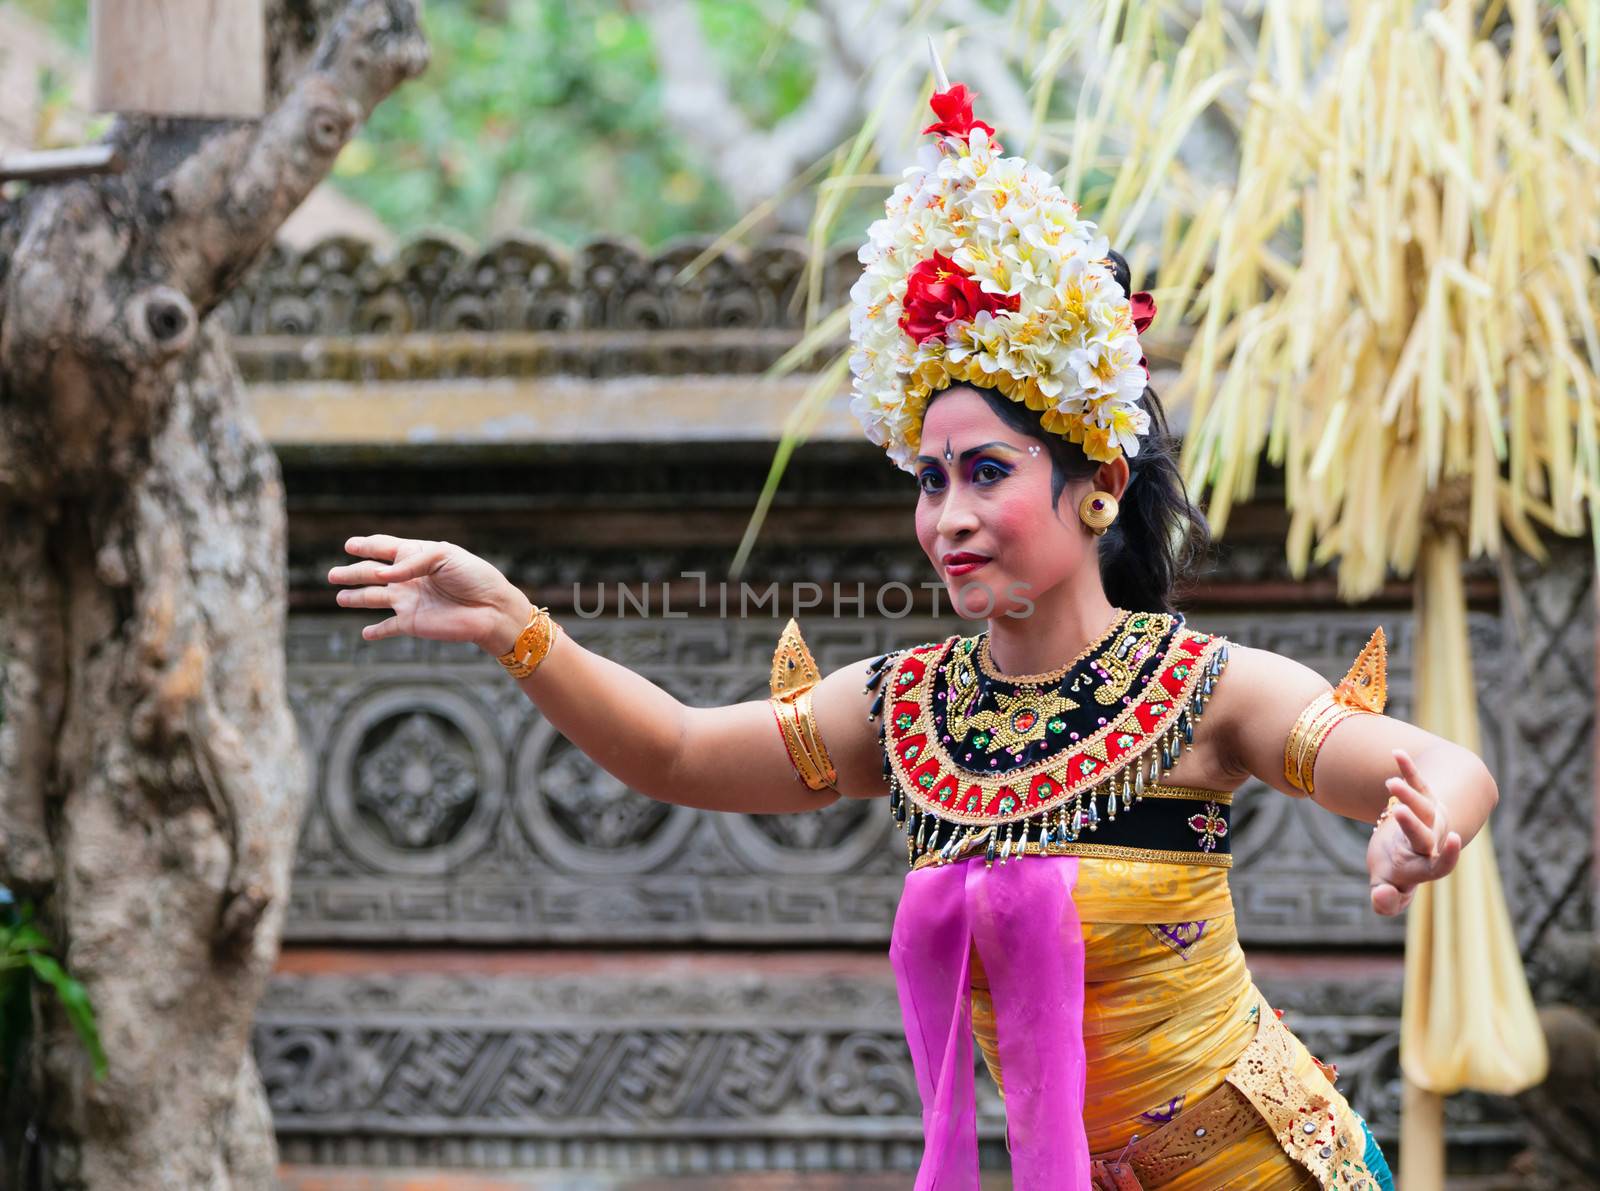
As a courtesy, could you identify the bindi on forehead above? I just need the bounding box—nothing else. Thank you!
[914,439,1023,468]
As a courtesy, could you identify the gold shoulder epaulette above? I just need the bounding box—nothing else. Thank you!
[1333,627,1387,713]
[771,616,824,700]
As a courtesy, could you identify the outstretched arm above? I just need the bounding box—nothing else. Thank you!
[329,535,887,815]
[1211,644,1498,915]
[505,615,887,813]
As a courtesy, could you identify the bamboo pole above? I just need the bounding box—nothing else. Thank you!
[1400,528,1549,1184]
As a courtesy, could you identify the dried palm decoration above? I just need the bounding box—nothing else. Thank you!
[1160,3,1583,1182]
[1168,0,1600,599]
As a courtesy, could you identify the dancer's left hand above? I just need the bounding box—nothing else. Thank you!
[1367,748,1463,915]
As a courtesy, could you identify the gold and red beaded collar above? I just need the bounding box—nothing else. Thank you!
[868,611,1230,868]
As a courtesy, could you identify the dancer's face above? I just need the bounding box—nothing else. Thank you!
[913,385,1100,621]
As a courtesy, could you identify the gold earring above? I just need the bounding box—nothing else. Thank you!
[1079,490,1118,536]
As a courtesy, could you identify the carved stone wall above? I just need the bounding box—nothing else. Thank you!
[262,966,1527,1173]
[242,235,1590,1178]
[1504,543,1596,967]
[279,610,1501,949]
[263,595,1559,1170]
[219,235,857,390]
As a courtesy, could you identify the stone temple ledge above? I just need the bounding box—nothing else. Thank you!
[228,231,1186,449]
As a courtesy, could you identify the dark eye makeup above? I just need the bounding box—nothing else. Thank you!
[917,455,1013,494]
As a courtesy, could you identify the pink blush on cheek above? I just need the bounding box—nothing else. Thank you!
[975,475,1054,570]
[982,486,1033,543]
[914,501,939,559]
[1000,485,1092,601]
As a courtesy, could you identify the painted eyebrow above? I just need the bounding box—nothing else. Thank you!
[913,441,1023,466]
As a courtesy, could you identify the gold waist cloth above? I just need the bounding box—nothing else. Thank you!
[968,857,1389,1190]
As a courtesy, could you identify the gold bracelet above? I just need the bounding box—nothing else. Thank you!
[1372,793,1400,831]
[768,617,838,792]
[496,604,560,680]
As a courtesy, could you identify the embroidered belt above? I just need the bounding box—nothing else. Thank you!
[1090,1082,1258,1188]
[1089,993,1384,1190]
[910,784,1233,872]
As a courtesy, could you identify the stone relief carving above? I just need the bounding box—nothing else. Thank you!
[221,234,862,384]
[283,609,1510,947]
[513,716,699,876]
[256,968,1522,1170]
[354,712,480,849]
[1502,541,1595,962]
[322,685,506,877]
[264,425,1585,1175]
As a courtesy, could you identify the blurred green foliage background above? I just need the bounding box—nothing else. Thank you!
[330,0,819,246]
[14,0,840,247]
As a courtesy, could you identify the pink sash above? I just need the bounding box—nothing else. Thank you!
[889,854,1090,1189]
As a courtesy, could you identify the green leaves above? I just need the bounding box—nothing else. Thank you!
[332,0,812,245]
[0,900,108,1083]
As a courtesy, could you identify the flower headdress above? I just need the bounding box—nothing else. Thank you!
[848,47,1157,471]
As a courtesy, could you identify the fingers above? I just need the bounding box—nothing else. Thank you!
[1386,776,1438,841]
[1369,827,1462,917]
[1392,748,1429,794]
[362,615,403,641]
[343,534,407,562]
[1370,880,1414,916]
[1391,802,1437,858]
[1389,754,1435,827]
[1431,830,1463,877]
[328,560,393,586]
[377,548,444,584]
[335,586,395,610]
[330,541,444,587]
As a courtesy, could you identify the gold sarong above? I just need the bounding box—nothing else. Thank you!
[970,856,1388,1189]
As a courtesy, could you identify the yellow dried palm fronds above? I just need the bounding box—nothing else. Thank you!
[1171,0,1600,599]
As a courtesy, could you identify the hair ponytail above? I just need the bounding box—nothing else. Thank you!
[1096,383,1207,612]
[923,249,1210,612]
[1097,250,1209,612]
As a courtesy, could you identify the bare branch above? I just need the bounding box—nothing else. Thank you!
[0,145,124,185]
[146,0,428,316]
[262,0,349,104]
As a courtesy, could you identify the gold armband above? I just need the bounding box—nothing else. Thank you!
[769,617,837,792]
[1283,627,1388,796]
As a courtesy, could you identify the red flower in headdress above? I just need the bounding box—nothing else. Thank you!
[922,84,998,143]
[1131,291,1157,333]
[899,252,1020,344]
[1130,290,1157,377]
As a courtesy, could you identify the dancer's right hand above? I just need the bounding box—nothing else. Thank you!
[328,535,532,655]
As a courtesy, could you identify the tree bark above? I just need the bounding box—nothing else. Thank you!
[0,4,426,1187]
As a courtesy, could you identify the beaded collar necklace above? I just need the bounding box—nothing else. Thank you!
[972,607,1130,688]
[868,611,1230,867]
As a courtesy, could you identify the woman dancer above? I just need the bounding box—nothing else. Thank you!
[328,82,1492,1190]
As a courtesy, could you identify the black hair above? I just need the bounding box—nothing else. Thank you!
[923,249,1209,613]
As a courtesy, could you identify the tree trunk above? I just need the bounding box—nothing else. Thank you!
[0,5,426,1187]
